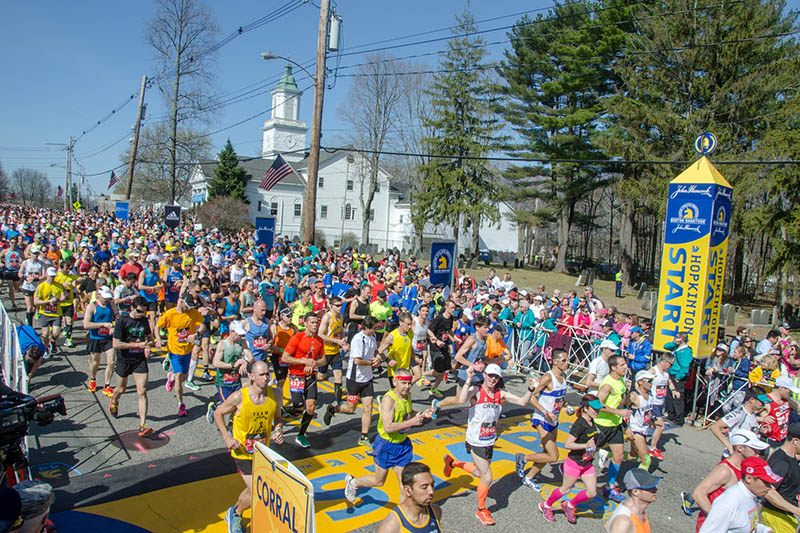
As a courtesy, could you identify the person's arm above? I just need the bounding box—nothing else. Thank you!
[709,416,733,453]
[453,336,476,367]
[349,299,363,321]
[380,394,428,433]
[376,512,401,533]
[112,322,147,351]
[32,285,51,307]
[501,378,535,406]
[564,431,596,452]
[212,342,230,369]
[213,389,245,452]
[598,383,632,418]
[155,312,167,349]
[764,487,800,517]
[527,372,553,413]
[280,334,307,366]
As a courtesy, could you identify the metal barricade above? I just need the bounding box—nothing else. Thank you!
[0,300,27,393]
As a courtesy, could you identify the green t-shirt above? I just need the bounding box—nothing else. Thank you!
[215,340,244,387]
[596,374,626,427]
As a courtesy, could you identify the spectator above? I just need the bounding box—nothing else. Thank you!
[12,481,54,533]
[756,330,780,362]
[665,332,693,426]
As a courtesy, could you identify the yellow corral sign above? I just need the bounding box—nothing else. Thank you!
[251,442,315,533]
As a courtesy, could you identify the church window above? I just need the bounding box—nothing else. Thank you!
[346,179,354,191]
[294,202,302,217]
[270,202,278,216]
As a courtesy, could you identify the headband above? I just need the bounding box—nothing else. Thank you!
[394,374,412,382]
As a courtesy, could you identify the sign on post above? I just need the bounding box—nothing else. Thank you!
[255,217,276,249]
[251,442,315,533]
[654,156,732,358]
[115,202,129,220]
[429,241,456,288]
[164,205,181,229]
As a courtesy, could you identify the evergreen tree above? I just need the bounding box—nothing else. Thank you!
[416,8,501,254]
[208,139,249,202]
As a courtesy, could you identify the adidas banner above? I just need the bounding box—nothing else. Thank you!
[164,205,181,229]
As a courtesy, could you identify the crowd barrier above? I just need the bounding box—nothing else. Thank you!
[0,300,27,394]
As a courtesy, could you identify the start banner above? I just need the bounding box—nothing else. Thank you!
[654,156,732,358]
[429,241,455,288]
[251,442,315,533]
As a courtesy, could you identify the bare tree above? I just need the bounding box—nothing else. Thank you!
[145,0,218,204]
[0,161,8,201]
[12,168,52,207]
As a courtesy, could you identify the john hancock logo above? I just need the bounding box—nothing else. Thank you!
[712,205,729,237]
[670,202,706,234]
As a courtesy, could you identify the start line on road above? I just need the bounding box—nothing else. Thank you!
[52,413,619,532]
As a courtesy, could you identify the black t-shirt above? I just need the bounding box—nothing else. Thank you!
[78,277,96,295]
[765,447,800,512]
[429,313,454,345]
[567,416,600,467]
[113,315,152,359]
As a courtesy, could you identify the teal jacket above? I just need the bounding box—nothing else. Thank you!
[665,341,693,380]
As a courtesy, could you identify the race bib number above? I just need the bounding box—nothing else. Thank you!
[552,398,565,415]
[222,371,239,384]
[145,287,157,294]
[643,410,653,425]
[43,303,57,314]
[177,328,189,342]
[265,287,276,296]
[479,422,497,440]
[97,326,110,336]
[244,433,266,454]
[415,341,426,352]
[253,336,268,350]
[289,376,305,393]
[582,445,596,463]
[655,385,667,399]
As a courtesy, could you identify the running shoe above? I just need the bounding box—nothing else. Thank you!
[102,386,114,397]
[680,491,696,516]
[357,435,372,448]
[418,379,432,389]
[178,402,187,417]
[522,476,542,492]
[225,506,245,533]
[603,485,626,503]
[597,448,610,470]
[210,335,218,345]
[443,454,454,478]
[324,404,335,426]
[538,502,555,522]
[431,399,440,420]
[64,337,73,348]
[562,500,577,524]
[268,377,277,387]
[476,508,496,526]
[344,474,357,504]
[206,402,216,424]
[138,425,154,437]
[295,434,311,448]
[429,388,443,398]
[162,357,170,372]
[649,448,665,460]
[515,452,526,478]
[87,379,97,392]
[165,372,175,392]
[184,380,200,391]
[109,401,118,418]
[200,370,213,382]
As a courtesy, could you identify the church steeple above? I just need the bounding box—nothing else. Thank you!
[262,64,307,162]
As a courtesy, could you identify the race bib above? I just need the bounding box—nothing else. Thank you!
[479,422,497,440]
[97,326,110,336]
[289,375,305,393]
[552,398,565,415]
[222,371,239,384]
[145,288,157,294]
[244,433,266,454]
[43,303,57,314]
[582,445,596,462]
[643,411,653,425]
[415,341,426,352]
[655,385,667,399]
[253,336,268,350]
[177,328,189,342]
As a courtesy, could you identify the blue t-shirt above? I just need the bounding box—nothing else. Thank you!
[17,325,46,356]
[93,250,112,265]
[258,281,277,310]
[387,292,402,322]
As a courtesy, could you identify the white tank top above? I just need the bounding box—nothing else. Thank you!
[22,260,44,290]
[412,316,428,353]
[629,390,653,434]
[533,370,567,422]
[466,386,503,447]
[651,368,669,406]
[230,266,245,284]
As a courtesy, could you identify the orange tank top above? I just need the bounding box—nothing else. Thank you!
[605,505,650,533]
[272,323,295,352]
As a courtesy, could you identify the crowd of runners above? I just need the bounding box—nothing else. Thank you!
[3,204,800,533]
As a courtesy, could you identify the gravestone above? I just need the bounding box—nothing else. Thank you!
[641,291,652,311]
[469,257,478,269]
[636,283,647,300]
[726,305,736,326]
[575,274,585,287]
[772,306,780,327]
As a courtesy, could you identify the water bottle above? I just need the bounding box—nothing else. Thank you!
[566,405,575,416]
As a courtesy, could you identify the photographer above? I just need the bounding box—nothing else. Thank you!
[15,325,46,381]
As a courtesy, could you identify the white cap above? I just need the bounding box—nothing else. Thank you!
[484,363,503,377]
[31,245,41,253]
[46,267,57,276]
[600,339,619,351]
[730,428,769,450]
[635,369,654,382]
[520,290,529,297]
[462,308,474,321]
[98,286,113,299]
[775,375,800,394]
[230,320,246,336]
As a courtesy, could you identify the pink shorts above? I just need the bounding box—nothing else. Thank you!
[563,456,596,478]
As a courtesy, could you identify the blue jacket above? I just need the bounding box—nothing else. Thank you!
[665,342,694,380]
[627,337,652,372]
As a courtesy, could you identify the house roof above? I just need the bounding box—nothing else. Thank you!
[198,156,305,187]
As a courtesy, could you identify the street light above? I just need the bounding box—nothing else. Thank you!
[260,52,315,81]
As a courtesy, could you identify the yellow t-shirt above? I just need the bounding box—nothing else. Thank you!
[322,312,343,355]
[157,307,203,355]
[54,272,80,306]
[35,281,64,317]
[292,300,313,330]
[181,252,194,269]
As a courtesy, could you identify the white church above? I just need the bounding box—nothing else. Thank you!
[190,65,518,255]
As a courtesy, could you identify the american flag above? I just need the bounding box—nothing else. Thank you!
[108,170,120,190]
[259,154,294,191]
[56,185,63,198]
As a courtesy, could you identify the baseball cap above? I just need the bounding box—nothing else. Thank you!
[629,326,641,334]
[98,287,113,299]
[716,343,729,352]
[787,422,800,439]
[775,375,800,394]
[377,290,387,298]
[484,364,503,377]
[623,468,662,491]
[46,266,57,276]
[279,307,292,317]
[780,322,790,329]
[730,428,769,450]
[230,320,246,336]
[493,323,508,336]
[600,339,619,351]
[741,456,783,484]
[30,245,41,253]
[635,370,654,382]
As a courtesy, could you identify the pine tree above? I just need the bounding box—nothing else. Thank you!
[208,139,249,202]
[416,8,501,255]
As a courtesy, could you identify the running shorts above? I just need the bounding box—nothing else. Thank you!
[117,356,148,377]
[346,379,374,403]
[465,442,494,461]
[373,435,413,470]
[87,337,113,353]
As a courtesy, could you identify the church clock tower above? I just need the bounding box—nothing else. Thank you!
[261,65,308,163]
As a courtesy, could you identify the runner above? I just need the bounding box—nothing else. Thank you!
[378,311,421,388]
[109,296,154,436]
[207,321,253,424]
[344,368,434,505]
[539,394,604,524]
[33,266,64,355]
[376,462,443,533]
[83,286,118,395]
[324,316,379,447]
[162,258,184,310]
[19,246,45,327]
[426,300,457,398]
[595,354,633,503]
[155,296,207,416]
[442,365,535,526]
[709,386,772,455]
[604,469,660,533]
[138,259,162,336]
[648,353,674,459]
[583,339,617,394]
[761,422,800,532]
[281,311,326,448]
[213,360,284,533]
[1,240,22,308]
[516,348,570,491]
[113,272,139,317]
[243,300,271,364]
[317,296,348,401]
[626,370,655,471]
[763,375,799,448]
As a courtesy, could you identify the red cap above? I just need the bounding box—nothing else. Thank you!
[741,456,783,484]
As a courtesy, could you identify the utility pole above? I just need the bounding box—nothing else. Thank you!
[65,136,72,211]
[303,0,330,245]
[126,75,148,200]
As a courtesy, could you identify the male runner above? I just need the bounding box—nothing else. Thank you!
[33,267,64,355]
[110,296,154,436]
[207,321,253,424]
[83,286,117,395]
[709,386,771,455]
[113,272,139,317]
[156,296,207,416]
[243,300,271,364]
[596,354,633,503]
[318,296,348,401]
[376,462,443,533]
[54,257,78,348]
[324,316,379,447]
[763,375,799,448]
[270,307,295,413]
[626,370,655,471]
[281,312,326,448]
[214,360,284,533]
[443,364,535,526]
[604,469,660,533]
[344,368,434,504]
[516,349,570,491]
[762,422,800,532]
[648,353,673,459]
[378,311,421,388]
[426,300,456,398]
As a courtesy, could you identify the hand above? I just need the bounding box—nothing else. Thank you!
[618,408,633,418]
[388,359,396,368]
[436,340,444,347]
[586,437,596,449]
[409,412,426,427]
[466,366,475,379]
[272,427,284,444]
[106,322,113,330]
[671,389,680,399]
[545,411,558,423]
[764,416,776,425]
[420,407,434,419]
[303,365,314,375]
[155,339,163,349]
[225,437,242,452]
[527,376,537,389]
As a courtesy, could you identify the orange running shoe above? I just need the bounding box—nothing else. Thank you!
[138,425,154,437]
[475,508,495,526]
[87,379,97,392]
[443,455,454,478]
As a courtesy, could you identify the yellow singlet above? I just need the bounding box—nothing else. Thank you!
[231,386,277,461]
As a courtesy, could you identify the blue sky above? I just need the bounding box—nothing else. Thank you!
[1,0,798,196]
